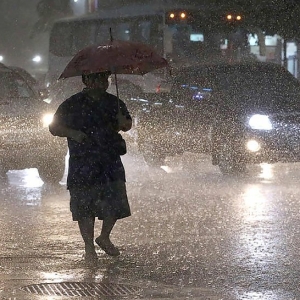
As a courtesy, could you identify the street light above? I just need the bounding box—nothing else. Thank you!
[180,12,186,19]
[226,14,242,21]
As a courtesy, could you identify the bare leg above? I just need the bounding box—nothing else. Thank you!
[78,217,97,260]
[95,216,120,256]
[99,216,117,240]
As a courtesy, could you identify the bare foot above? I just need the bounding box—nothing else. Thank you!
[95,237,120,256]
[84,245,98,262]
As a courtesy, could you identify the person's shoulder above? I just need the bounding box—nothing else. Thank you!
[56,92,85,111]
[64,91,86,104]
[105,92,119,101]
[105,92,127,105]
[70,91,86,101]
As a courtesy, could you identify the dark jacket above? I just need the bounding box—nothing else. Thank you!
[50,89,132,188]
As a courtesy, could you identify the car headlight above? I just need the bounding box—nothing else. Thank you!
[246,139,261,152]
[248,114,272,130]
[42,113,54,127]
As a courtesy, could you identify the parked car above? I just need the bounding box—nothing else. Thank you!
[137,62,300,174]
[9,66,50,100]
[0,63,67,183]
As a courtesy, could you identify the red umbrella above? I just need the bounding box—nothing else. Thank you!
[58,40,169,79]
[59,36,170,109]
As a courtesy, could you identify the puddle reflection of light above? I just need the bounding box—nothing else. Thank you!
[160,165,173,173]
[240,291,280,299]
[21,187,42,206]
[41,272,75,282]
[258,163,274,181]
[22,168,44,187]
[7,169,43,206]
[237,184,275,261]
[242,185,266,222]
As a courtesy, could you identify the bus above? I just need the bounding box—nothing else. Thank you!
[46,3,252,107]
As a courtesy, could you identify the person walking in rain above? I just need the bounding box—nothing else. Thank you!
[49,71,132,262]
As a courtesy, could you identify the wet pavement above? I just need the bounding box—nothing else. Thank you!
[1,146,300,299]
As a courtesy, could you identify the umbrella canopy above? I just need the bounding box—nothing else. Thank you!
[59,40,169,79]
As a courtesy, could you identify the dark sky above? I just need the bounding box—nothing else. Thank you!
[0,0,47,75]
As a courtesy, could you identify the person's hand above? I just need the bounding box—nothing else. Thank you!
[70,130,89,143]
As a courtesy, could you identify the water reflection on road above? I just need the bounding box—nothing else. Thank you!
[1,153,300,299]
[5,168,44,206]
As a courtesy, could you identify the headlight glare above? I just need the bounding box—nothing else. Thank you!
[42,113,54,127]
[246,139,261,152]
[248,114,272,130]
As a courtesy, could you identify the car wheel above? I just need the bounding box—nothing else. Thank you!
[218,142,246,175]
[38,157,66,185]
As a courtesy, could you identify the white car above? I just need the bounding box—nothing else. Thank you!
[0,64,67,183]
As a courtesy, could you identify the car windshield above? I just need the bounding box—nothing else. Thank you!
[216,66,299,95]
[0,72,35,99]
[181,64,300,111]
[12,67,37,86]
[215,64,300,111]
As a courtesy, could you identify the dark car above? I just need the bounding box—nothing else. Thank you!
[137,80,213,166]
[0,64,67,183]
[137,62,300,174]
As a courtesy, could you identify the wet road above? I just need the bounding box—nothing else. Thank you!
[1,146,300,299]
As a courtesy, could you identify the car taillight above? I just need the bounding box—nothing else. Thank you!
[156,84,161,93]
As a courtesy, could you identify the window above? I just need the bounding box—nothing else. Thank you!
[131,20,151,43]
[49,22,73,56]
[50,15,164,57]
[95,22,112,44]
[111,21,131,41]
[72,21,95,53]
[0,73,35,99]
[16,79,34,98]
[131,16,163,53]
